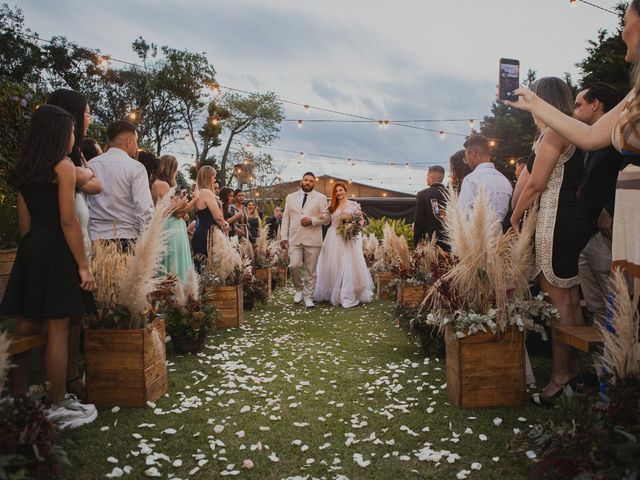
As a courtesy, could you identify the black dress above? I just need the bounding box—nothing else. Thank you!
[528,143,590,287]
[191,207,216,272]
[0,183,96,320]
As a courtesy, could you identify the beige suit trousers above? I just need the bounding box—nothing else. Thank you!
[578,232,612,322]
[289,244,321,300]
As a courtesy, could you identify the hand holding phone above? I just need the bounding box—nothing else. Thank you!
[498,58,520,101]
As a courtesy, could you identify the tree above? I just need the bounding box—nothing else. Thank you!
[216,91,284,187]
[576,4,630,96]
[479,69,538,180]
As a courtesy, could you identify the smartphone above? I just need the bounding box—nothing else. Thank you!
[498,58,520,101]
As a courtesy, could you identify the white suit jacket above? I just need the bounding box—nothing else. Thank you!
[280,189,330,247]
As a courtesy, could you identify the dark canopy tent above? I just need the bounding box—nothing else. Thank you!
[356,197,416,223]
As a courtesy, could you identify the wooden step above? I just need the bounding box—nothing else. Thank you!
[553,326,602,353]
[7,334,47,355]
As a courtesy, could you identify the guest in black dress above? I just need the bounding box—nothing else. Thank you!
[246,200,262,243]
[191,166,228,271]
[0,105,97,424]
[511,77,591,406]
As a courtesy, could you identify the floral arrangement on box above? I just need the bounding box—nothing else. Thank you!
[269,237,289,269]
[336,210,364,241]
[155,271,218,343]
[388,235,448,288]
[361,232,379,268]
[516,268,640,479]
[88,192,174,329]
[371,222,411,274]
[252,226,275,269]
[0,333,69,479]
[423,188,555,338]
[199,228,244,287]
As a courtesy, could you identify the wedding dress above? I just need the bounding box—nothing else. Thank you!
[313,200,374,307]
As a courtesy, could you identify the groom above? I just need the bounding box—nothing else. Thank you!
[280,172,329,308]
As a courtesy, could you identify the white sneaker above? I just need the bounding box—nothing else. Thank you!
[294,291,303,304]
[48,395,98,430]
[304,298,315,308]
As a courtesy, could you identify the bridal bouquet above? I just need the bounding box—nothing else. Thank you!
[336,212,364,241]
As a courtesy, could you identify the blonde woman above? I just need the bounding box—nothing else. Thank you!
[191,166,229,271]
[152,155,197,282]
[246,199,262,243]
[507,2,640,311]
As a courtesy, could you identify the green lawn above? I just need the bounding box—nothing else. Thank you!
[58,288,562,480]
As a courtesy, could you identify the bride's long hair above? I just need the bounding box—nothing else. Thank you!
[329,182,348,213]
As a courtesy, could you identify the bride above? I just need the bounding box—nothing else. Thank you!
[314,182,374,307]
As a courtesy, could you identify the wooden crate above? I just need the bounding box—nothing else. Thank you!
[254,268,272,298]
[397,283,427,308]
[204,284,244,329]
[275,267,288,288]
[375,271,395,301]
[0,248,17,300]
[445,325,525,408]
[85,318,167,408]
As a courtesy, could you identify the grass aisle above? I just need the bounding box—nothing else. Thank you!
[60,288,554,480]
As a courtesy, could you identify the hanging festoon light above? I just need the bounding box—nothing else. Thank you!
[303,104,310,111]
[208,115,220,126]
[439,131,446,140]
[297,120,304,128]
[509,158,516,166]
[127,108,142,124]
[468,119,475,128]
[378,120,390,129]
[210,82,221,95]
[96,55,111,70]
[489,139,497,147]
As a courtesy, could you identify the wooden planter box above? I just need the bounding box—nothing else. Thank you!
[397,283,427,308]
[0,248,17,300]
[375,271,395,301]
[445,325,525,408]
[85,318,168,408]
[254,268,272,298]
[275,267,288,288]
[204,284,244,329]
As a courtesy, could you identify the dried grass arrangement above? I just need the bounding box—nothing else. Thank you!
[424,187,551,338]
[90,193,173,329]
[253,226,274,269]
[0,331,11,393]
[372,223,411,273]
[362,233,379,268]
[598,268,640,382]
[201,228,243,286]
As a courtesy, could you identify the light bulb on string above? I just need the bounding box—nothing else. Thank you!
[489,139,497,147]
[405,163,409,168]
[210,82,221,95]
[303,104,310,111]
[208,115,220,126]
[297,120,303,128]
[439,131,446,140]
[468,119,475,128]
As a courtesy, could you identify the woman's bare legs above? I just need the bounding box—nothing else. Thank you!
[538,274,584,398]
[9,319,42,396]
[44,318,70,403]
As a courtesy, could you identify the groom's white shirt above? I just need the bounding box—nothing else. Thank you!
[281,189,329,247]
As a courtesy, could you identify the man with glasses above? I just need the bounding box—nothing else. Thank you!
[458,135,512,221]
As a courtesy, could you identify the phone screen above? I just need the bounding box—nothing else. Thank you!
[498,58,520,101]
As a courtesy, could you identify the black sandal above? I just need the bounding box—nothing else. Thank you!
[530,383,566,408]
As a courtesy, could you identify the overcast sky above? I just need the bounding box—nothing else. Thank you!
[18,0,621,194]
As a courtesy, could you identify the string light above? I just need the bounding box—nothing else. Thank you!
[569,0,617,15]
[489,139,497,147]
[127,109,142,124]
[297,120,303,128]
[439,131,446,140]
[208,115,220,126]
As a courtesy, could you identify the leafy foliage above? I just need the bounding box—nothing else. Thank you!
[364,217,414,246]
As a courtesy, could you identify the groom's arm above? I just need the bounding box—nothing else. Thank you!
[311,197,330,226]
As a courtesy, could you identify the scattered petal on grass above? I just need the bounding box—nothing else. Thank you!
[173,459,183,467]
[106,467,124,478]
[107,457,118,464]
[111,406,121,413]
[242,459,254,469]
[456,470,471,480]
[236,431,245,438]
[213,425,224,434]
[471,462,482,470]
[144,467,161,477]
[493,417,502,426]
[268,452,279,462]
[479,434,488,441]
[526,450,537,459]
[492,457,500,462]
[162,428,177,435]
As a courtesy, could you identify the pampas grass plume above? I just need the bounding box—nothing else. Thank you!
[598,268,640,381]
[0,331,12,393]
[119,190,173,327]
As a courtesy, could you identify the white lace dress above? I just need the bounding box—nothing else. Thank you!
[313,201,374,308]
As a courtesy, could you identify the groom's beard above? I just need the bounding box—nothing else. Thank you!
[301,185,314,192]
